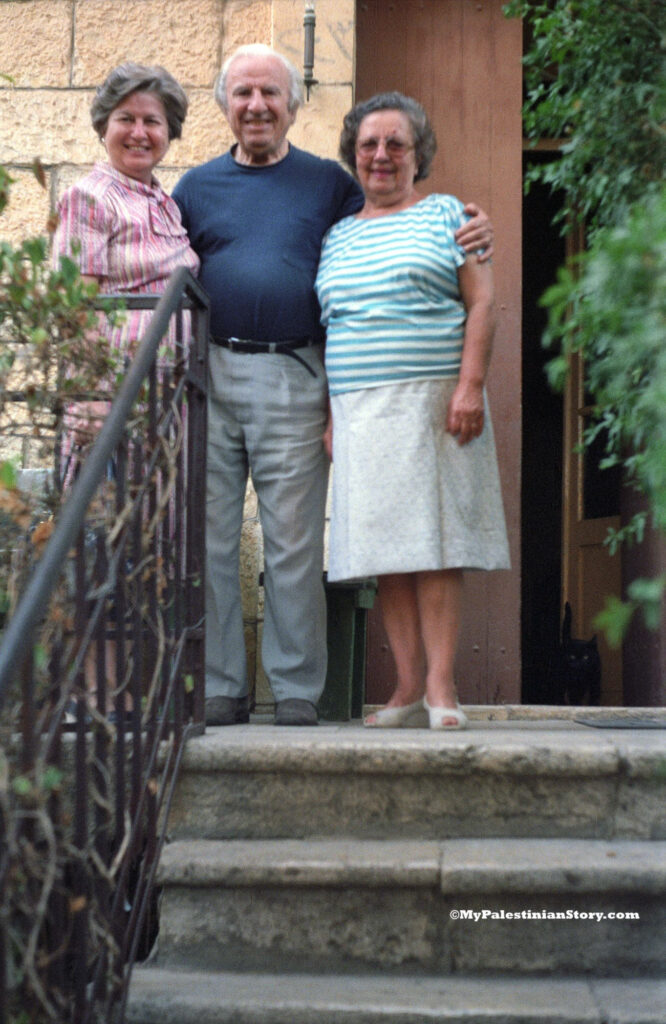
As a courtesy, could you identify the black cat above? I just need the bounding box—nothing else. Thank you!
[557,602,602,705]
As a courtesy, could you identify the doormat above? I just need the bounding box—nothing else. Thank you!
[575,716,666,729]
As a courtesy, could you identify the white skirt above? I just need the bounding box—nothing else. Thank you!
[328,379,511,581]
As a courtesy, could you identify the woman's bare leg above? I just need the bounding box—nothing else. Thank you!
[416,568,463,722]
[375,573,426,707]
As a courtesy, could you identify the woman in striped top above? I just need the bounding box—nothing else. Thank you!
[315,92,510,730]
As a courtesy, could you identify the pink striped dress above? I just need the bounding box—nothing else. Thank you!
[53,162,200,355]
[53,162,200,485]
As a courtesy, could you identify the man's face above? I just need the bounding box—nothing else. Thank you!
[225,55,296,165]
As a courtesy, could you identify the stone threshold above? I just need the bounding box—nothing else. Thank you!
[158,837,666,893]
[185,716,665,777]
[365,704,666,724]
[252,703,666,724]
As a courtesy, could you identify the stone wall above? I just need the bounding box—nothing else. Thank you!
[1,0,355,705]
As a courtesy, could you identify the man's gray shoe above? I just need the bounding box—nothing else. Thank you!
[205,695,250,726]
[274,698,318,726]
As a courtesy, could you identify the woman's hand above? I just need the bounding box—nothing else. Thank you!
[446,379,485,446]
[448,253,496,445]
[455,203,494,263]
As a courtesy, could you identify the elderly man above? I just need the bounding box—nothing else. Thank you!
[173,44,492,726]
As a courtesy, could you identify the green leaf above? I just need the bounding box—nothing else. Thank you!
[627,575,666,631]
[30,327,48,346]
[593,596,636,648]
[40,766,63,791]
[0,460,18,489]
[33,644,48,672]
[21,236,47,265]
[12,776,32,797]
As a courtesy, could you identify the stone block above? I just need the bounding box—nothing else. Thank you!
[272,0,354,85]
[612,732,666,839]
[243,480,258,520]
[445,891,665,975]
[158,837,442,888]
[167,761,619,843]
[155,834,666,976]
[289,84,353,160]
[0,91,97,165]
[153,167,187,196]
[167,91,233,165]
[127,968,610,1024]
[615,776,666,840]
[168,723,645,842]
[73,0,223,87]
[0,168,52,244]
[240,520,261,618]
[254,620,271,707]
[439,838,666,894]
[222,0,272,57]
[52,164,95,201]
[156,883,440,972]
[254,676,272,711]
[243,622,257,693]
[591,979,666,1024]
[0,1,71,87]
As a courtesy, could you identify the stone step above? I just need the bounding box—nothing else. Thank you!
[165,721,666,841]
[153,838,666,976]
[126,969,666,1024]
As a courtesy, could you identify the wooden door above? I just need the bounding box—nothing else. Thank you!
[356,0,523,705]
[561,233,623,705]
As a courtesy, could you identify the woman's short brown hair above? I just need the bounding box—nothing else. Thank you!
[91,62,188,141]
[339,91,437,183]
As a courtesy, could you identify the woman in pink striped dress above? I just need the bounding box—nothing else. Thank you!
[53,64,200,713]
[53,62,200,467]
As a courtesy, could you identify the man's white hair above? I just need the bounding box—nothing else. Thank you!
[215,44,304,114]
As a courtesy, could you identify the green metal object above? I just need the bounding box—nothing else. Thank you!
[319,577,377,722]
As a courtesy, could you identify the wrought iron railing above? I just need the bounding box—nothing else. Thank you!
[0,267,208,1024]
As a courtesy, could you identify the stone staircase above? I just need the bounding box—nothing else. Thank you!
[127,710,666,1023]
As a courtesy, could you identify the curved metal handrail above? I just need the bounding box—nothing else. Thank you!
[0,266,208,702]
[0,266,209,1024]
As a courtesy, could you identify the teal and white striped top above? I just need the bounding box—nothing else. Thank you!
[315,193,468,395]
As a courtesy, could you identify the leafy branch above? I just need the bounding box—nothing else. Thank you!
[504,0,666,641]
[504,0,666,233]
[0,163,124,630]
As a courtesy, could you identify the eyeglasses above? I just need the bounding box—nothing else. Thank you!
[355,137,414,159]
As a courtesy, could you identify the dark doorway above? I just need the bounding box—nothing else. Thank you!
[520,154,565,702]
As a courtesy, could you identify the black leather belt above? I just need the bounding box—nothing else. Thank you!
[210,335,319,377]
